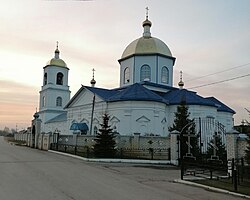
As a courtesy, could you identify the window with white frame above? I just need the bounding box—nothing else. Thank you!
[56,97,62,107]
[140,65,151,81]
[56,72,63,85]
[161,66,169,83]
[124,67,130,83]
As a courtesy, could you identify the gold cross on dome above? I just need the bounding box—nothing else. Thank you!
[146,7,149,19]
[92,68,95,78]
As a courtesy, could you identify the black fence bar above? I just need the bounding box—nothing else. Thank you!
[50,143,170,160]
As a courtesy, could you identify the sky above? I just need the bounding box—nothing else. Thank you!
[0,0,249,130]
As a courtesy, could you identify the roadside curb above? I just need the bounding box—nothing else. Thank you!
[174,179,250,199]
[48,150,172,165]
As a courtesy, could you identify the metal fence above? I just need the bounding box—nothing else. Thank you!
[181,157,250,195]
[50,143,170,160]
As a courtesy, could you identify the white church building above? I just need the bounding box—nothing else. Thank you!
[37,16,235,137]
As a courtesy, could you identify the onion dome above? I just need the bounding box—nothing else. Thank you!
[90,79,96,86]
[142,19,152,28]
[33,112,39,119]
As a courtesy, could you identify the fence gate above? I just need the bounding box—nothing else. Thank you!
[180,118,228,180]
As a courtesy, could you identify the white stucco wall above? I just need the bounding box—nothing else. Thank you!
[107,101,168,136]
[44,121,68,135]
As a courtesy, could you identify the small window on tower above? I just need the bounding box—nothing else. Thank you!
[56,72,63,85]
[161,66,169,84]
[124,67,130,84]
[140,65,151,81]
[42,96,46,107]
[44,73,47,85]
[56,97,62,107]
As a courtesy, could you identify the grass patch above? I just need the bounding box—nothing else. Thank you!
[192,178,250,196]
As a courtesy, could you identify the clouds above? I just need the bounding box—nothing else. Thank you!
[0,0,249,129]
[0,80,38,129]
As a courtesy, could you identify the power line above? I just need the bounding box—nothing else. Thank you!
[186,62,250,82]
[188,74,250,89]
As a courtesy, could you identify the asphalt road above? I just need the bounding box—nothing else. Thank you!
[0,137,245,200]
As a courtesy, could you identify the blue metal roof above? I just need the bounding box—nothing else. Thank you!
[163,89,217,107]
[206,97,236,114]
[107,83,168,103]
[65,83,234,114]
[70,123,89,131]
[139,81,179,91]
[85,86,118,100]
[45,112,67,124]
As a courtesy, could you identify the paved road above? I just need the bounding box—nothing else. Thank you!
[0,137,245,200]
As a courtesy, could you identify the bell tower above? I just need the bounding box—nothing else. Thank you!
[38,43,71,132]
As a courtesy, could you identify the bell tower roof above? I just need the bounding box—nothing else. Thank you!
[46,42,67,68]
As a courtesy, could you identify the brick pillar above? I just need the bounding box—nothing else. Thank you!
[31,112,42,149]
[226,129,239,160]
[170,130,180,165]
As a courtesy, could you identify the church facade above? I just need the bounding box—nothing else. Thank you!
[37,16,235,137]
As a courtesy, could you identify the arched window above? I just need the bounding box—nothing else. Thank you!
[124,67,130,83]
[44,73,47,85]
[140,65,151,81]
[56,97,62,107]
[42,96,46,107]
[161,66,169,83]
[94,126,98,135]
[56,72,63,85]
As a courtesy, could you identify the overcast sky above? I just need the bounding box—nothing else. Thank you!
[0,0,249,130]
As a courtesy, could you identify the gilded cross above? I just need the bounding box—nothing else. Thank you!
[180,71,183,82]
[146,7,149,19]
[92,68,95,78]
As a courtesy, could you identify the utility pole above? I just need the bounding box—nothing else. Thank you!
[90,94,96,135]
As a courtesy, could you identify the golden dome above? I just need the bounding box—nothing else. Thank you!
[46,58,67,68]
[178,81,184,87]
[46,45,67,68]
[90,78,96,85]
[120,17,172,60]
[142,19,152,27]
[121,36,172,59]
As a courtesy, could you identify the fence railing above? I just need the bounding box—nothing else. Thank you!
[50,143,170,160]
[181,157,250,195]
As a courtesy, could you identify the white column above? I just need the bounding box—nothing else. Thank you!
[170,130,180,165]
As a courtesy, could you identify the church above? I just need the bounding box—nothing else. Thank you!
[37,15,235,137]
